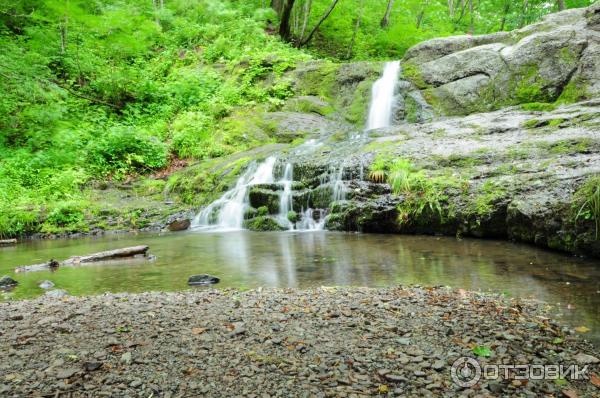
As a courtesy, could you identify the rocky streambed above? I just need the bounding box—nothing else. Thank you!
[1,287,598,397]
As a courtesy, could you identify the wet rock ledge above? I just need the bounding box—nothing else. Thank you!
[0,287,598,397]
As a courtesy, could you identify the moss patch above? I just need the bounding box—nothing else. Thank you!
[244,216,286,231]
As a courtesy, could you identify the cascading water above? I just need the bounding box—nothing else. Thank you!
[193,157,276,230]
[366,61,401,131]
[330,166,347,202]
[278,163,294,229]
[193,61,401,232]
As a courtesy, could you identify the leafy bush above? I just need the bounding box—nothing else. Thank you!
[87,127,168,178]
[575,177,600,239]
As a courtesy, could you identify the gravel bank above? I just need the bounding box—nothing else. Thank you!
[1,286,599,397]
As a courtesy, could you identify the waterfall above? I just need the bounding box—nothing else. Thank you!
[366,61,401,131]
[193,157,276,230]
[278,163,294,230]
[330,166,347,202]
[193,61,402,233]
[296,208,326,231]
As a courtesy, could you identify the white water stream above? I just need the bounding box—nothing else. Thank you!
[366,61,401,131]
[193,61,401,231]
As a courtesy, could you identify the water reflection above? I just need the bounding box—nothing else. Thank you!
[1,231,598,343]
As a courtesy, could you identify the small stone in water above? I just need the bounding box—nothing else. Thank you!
[45,289,68,298]
[188,275,220,286]
[0,275,18,289]
[39,280,55,289]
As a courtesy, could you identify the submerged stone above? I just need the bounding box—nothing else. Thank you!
[39,280,55,289]
[0,275,18,289]
[188,274,220,286]
[45,289,69,298]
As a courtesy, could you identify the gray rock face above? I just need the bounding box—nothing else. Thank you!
[0,275,18,289]
[283,98,600,257]
[403,4,600,116]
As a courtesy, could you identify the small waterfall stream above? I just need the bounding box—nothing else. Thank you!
[194,157,276,230]
[366,61,401,131]
[193,61,401,232]
[278,163,294,230]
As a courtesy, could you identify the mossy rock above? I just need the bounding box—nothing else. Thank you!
[283,96,334,116]
[248,188,280,214]
[244,216,286,231]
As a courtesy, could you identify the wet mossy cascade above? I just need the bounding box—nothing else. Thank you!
[192,61,413,232]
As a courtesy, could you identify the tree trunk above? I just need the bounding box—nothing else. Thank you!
[448,0,454,18]
[346,0,364,59]
[299,0,312,42]
[271,0,285,14]
[380,0,394,28]
[416,0,429,29]
[499,0,510,31]
[468,0,474,34]
[519,0,529,28]
[279,0,296,41]
[557,0,565,11]
[15,246,151,273]
[59,15,67,54]
[299,0,340,47]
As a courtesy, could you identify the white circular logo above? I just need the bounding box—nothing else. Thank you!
[451,357,482,387]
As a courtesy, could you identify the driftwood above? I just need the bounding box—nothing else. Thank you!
[15,245,150,273]
[0,239,17,246]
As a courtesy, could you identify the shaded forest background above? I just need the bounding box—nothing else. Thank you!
[0,0,594,237]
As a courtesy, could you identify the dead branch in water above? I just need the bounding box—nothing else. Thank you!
[15,245,150,273]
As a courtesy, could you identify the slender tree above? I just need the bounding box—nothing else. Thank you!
[519,0,529,28]
[380,0,394,28]
[346,0,364,58]
[278,0,296,41]
[499,0,510,31]
[468,0,474,34]
[298,0,312,43]
[557,0,565,11]
[299,0,340,47]
[271,0,284,14]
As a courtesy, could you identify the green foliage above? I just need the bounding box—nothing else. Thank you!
[87,127,168,178]
[0,0,308,236]
[472,346,493,357]
[574,177,600,239]
[520,102,557,112]
[287,211,299,223]
[471,180,507,217]
[41,202,87,233]
[244,216,285,231]
[369,155,459,224]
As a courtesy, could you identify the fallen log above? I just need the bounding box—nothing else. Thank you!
[15,245,150,273]
[0,239,17,246]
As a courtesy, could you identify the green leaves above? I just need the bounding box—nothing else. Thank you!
[86,126,168,178]
[472,346,493,357]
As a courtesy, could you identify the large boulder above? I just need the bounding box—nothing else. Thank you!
[403,4,600,116]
